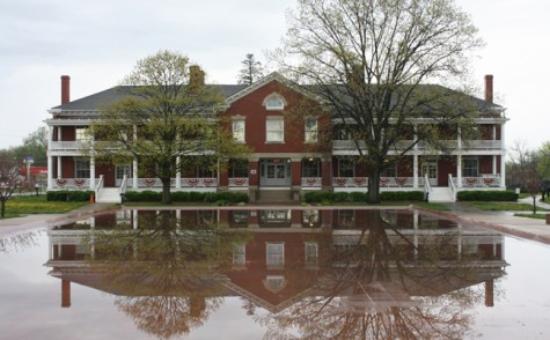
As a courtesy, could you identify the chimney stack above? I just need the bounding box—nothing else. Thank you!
[61,279,71,308]
[189,65,205,92]
[484,74,493,104]
[61,75,71,105]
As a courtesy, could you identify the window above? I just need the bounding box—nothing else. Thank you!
[261,210,291,224]
[266,117,284,142]
[305,242,319,267]
[304,117,318,143]
[337,158,355,177]
[263,93,286,110]
[463,157,479,177]
[266,242,284,267]
[233,244,246,266]
[197,166,215,178]
[302,158,321,178]
[230,159,248,178]
[338,210,355,228]
[232,119,245,143]
[381,164,397,177]
[263,275,287,293]
[231,211,249,224]
[116,164,132,179]
[75,158,90,178]
[333,125,352,140]
[75,128,90,141]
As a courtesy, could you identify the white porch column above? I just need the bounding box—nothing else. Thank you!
[492,155,497,175]
[413,210,419,260]
[47,155,53,190]
[132,209,138,230]
[89,156,96,190]
[57,126,62,141]
[176,156,181,189]
[457,155,463,188]
[132,158,138,189]
[57,156,62,178]
[413,154,419,189]
[457,126,462,150]
[500,122,506,188]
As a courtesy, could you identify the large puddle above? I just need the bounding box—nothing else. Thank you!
[0,208,549,339]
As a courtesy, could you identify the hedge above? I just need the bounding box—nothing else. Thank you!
[303,191,424,203]
[457,190,518,202]
[124,191,249,204]
[47,191,93,202]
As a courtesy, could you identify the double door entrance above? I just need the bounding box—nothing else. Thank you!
[260,159,291,187]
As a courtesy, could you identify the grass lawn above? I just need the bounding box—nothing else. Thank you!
[1,195,88,219]
[514,213,548,220]
[464,201,548,212]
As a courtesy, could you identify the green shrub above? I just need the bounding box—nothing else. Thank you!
[124,191,248,204]
[457,190,518,202]
[380,191,424,201]
[47,191,93,202]
[350,192,368,202]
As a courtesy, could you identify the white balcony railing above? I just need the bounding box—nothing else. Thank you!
[332,177,368,187]
[301,177,322,187]
[333,139,502,151]
[136,178,218,189]
[379,177,415,187]
[50,141,88,150]
[228,178,249,187]
[462,140,502,150]
[52,178,90,190]
[455,176,501,188]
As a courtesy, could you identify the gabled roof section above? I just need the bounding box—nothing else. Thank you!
[51,84,248,112]
[224,72,322,105]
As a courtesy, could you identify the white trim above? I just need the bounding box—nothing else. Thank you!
[263,92,287,111]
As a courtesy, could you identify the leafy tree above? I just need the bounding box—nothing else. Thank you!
[91,51,248,204]
[0,150,21,218]
[276,0,485,203]
[11,126,48,166]
[238,53,264,85]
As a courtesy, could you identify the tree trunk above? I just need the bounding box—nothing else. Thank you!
[368,171,381,204]
[161,178,172,205]
[1,200,5,218]
[533,196,537,215]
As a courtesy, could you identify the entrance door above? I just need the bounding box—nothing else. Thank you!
[421,161,438,186]
[115,164,133,187]
[260,159,291,187]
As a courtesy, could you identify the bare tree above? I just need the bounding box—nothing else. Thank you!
[238,53,264,85]
[508,141,541,213]
[276,0,486,202]
[0,150,21,218]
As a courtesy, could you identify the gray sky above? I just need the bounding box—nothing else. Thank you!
[1,0,548,151]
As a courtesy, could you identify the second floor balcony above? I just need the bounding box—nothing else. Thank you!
[332,139,503,152]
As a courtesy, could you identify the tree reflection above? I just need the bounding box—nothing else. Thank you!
[84,210,250,339]
[0,230,40,254]
[257,210,503,340]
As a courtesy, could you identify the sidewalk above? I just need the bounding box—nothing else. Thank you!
[417,204,550,245]
[519,195,550,210]
[0,204,117,237]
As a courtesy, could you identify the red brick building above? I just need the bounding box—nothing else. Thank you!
[46,72,506,202]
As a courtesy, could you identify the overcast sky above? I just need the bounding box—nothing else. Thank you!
[1,0,548,151]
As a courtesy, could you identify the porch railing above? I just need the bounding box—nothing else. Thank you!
[379,177,415,187]
[448,174,457,201]
[52,178,90,190]
[229,178,249,187]
[301,177,322,187]
[455,176,501,188]
[332,177,368,187]
[94,175,104,197]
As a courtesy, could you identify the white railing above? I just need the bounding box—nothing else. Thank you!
[181,178,218,187]
[301,177,322,187]
[332,177,368,187]
[52,178,90,190]
[95,175,104,197]
[448,174,457,201]
[138,178,164,188]
[460,176,501,188]
[418,177,437,187]
[332,140,366,150]
[229,177,249,187]
[423,174,432,200]
[119,174,128,195]
[379,177,414,187]
[462,140,502,150]
[49,141,88,150]
[115,178,134,187]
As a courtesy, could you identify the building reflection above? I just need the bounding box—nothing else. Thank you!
[45,208,506,339]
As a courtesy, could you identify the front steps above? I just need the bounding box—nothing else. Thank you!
[96,188,122,204]
[428,187,455,203]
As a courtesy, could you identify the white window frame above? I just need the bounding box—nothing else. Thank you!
[75,127,90,141]
[266,242,285,267]
[304,242,319,267]
[232,243,246,266]
[74,157,90,179]
[304,117,318,143]
[463,157,479,177]
[263,93,286,111]
[337,158,355,177]
[232,118,245,143]
[266,117,284,143]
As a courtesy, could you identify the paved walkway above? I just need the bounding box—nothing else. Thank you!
[519,195,550,210]
[0,204,117,237]
[417,203,550,245]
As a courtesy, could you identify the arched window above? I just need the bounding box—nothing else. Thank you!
[263,93,287,111]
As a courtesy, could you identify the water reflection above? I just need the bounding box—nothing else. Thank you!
[45,208,506,339]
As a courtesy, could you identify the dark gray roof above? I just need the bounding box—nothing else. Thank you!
[52,84,248,111]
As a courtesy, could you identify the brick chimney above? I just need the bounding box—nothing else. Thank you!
[484,74,493,104]
[189,65,205,92]
[61,279,71,308]
[61,75,71,105]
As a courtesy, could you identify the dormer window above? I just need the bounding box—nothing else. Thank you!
[263,93,286,111]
